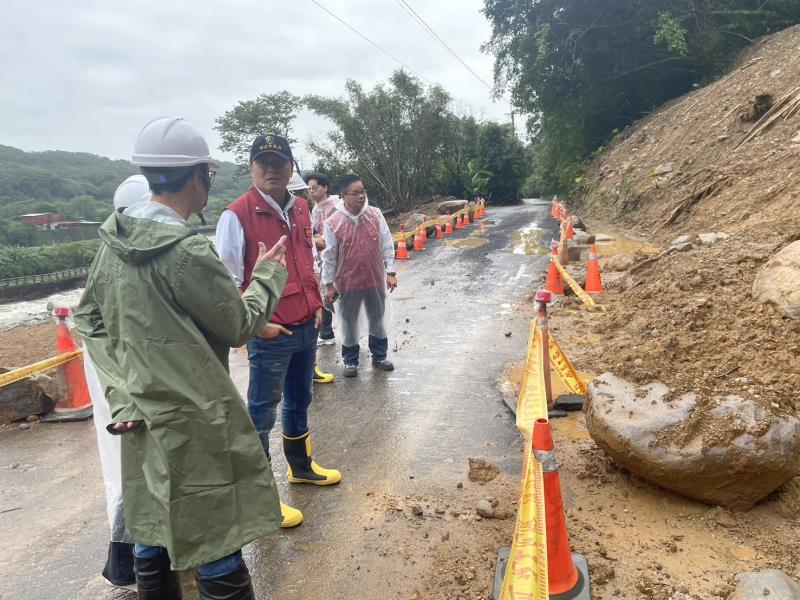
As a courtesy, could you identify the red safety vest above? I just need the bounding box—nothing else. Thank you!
[227,186,322,325]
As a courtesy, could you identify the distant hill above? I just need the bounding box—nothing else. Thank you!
[0,144,249,225]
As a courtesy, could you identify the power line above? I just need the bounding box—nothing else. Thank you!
[308,0,433,85]
[394,0,492,90]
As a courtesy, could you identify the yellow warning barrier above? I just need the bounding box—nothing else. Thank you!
[500,319,587,599]
[551,259,605,312]
[0,349,83,389]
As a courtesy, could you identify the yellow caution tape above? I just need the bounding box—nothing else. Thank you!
[391,208,471,243]
[501,320,549,600]
[0,349,83,389]
[548,335,588,396]
[501,321,587,599]
[552,259,605,312]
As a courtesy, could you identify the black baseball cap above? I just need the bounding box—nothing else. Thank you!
[250,134,293,164]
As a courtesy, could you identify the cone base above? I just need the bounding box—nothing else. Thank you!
[40,405,94,423]
[491,548,592,600]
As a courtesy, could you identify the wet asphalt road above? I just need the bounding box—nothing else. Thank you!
[0,202,557,600]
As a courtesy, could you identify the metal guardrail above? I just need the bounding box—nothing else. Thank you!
[0,266,89,288]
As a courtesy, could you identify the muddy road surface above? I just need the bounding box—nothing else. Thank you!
[0,202,555,600]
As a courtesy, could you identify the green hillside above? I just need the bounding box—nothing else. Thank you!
[0,144,250,242]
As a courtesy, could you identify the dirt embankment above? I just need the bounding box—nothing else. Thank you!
[511,25,800,598]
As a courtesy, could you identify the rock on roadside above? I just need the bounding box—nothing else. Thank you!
[437,199,468,215]
[467,458,501,483]
[585,373,800,510]
[0,370,55,424]
[752,240,800,320]
[732,570,800,599]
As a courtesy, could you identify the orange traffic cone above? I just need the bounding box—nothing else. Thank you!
[558,204,566,222]
[463,209,471,226]
[44,307,93,422]
[396,226,410,260]
[551,197,559,218]
[475,200,483,219]
[565,216,574,240]
[545,243,564,295]
[420,223,428,243]
[533,418,589,597]
[435,222,444,238]
[455,213,464,230]
[413,227,425,251]
[584,245,603,294]
[445,215,454,235]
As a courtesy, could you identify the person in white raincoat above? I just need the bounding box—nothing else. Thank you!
[321,174,397,377]
[82,174,151,589]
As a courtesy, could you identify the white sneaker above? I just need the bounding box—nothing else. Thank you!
[317,337,336,347]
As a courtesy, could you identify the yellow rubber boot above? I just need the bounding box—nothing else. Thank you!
[283,433,342,485]
[313,364,334,384]
[280,502,303,528]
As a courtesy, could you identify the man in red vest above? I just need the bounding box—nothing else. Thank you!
[216,134,341,529]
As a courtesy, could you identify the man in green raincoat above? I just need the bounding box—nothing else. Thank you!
[74,117,287,600]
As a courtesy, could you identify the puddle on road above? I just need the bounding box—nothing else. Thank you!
[594,233,660,257]
[446,238,487,249]
[510,222,547,256]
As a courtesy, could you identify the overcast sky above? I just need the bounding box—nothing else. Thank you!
[1,0,513,167]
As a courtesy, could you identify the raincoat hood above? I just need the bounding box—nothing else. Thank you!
[98,209,195,265]
[334,197,369,222]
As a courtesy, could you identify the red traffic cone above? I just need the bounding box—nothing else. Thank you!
[45,307,93,421]
[584,245,603,294]
[435,222,444,238]
[455,214,464,230]
[413,227,425,251]
[545,242,564,295]
[396,226,410,260]
[445,215,454,235]
[533,418,587,596]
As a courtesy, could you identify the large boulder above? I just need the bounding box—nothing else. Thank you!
[0,369,56,424]
[403,213,427,234]
[732,570,800,600]
[752,240,800,320]
[437,199,468,215]
[585,373,800,510]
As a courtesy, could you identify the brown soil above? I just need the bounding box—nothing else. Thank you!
[0,322,64,368]
[510,25,800,596]
[365,464,518,600]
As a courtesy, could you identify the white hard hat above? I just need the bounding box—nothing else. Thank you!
[131,117,219,168]
[287,172,308,192]
[113,174,151,210]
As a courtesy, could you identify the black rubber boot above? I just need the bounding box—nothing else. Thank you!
[102,541,136,587]
[134,551,182,599]
[283,432,341,485]
[195,565,255,600]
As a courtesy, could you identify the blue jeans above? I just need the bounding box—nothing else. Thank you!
[133,545,242,578]
[246,319,318,458]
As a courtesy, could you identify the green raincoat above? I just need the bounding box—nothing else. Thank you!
[74,206,287,570]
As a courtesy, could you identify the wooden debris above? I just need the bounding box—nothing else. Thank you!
[733,86,800,150]
[654,175,732,232]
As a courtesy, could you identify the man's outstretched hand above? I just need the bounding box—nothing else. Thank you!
[256,236,288,267]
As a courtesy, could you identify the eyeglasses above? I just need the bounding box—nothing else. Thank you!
[344,190,367,198]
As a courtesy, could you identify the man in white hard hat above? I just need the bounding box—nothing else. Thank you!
[80,174,150,591]
[216,134,342,532]
[285,171,335,385]
[75,117,288,600]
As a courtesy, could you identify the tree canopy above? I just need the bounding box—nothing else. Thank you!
[482,0,800,194]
